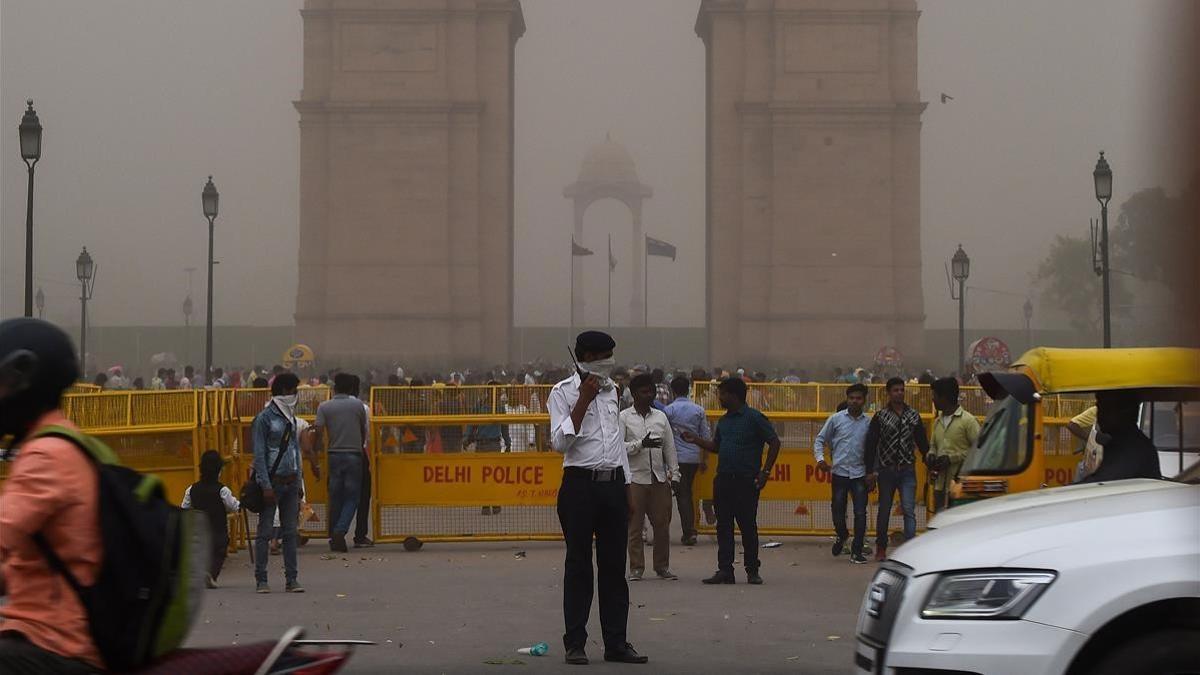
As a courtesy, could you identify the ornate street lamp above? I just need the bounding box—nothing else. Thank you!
[76,247,97,374]
[1092,151,1113,347]
[949,245,970,376]
[201,176,219,380]
[19,100,43,317]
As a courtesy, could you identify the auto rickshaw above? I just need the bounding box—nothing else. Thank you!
[955,347,1200,504]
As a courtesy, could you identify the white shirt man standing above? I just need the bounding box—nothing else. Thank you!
[620,373,680,582]
[548,331,648,666]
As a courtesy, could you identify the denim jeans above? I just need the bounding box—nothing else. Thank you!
[255,478,300,583]
[327,452,364,535]
[831,474,868,555]
[875,465,916,549]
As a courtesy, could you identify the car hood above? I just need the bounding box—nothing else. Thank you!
[929,479,1178,530]
[893,480,1200,573]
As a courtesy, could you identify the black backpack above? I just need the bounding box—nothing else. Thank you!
[30,426,209,672]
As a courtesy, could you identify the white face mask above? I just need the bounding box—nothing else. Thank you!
[274,394,299,414]
[584,357,616,379]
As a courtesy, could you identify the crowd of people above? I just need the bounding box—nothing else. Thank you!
[83,359,962,395]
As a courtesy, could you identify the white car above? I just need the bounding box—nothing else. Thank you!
[854,479,1200,675]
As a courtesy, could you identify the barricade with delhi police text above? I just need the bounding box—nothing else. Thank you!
[0,383,1091,547]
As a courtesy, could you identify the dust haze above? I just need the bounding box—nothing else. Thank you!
[1,1,1193,337]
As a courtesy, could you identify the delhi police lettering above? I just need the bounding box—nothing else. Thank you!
[422,464,545,485]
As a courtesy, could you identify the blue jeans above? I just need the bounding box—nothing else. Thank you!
[255,478,299,583]
[831,474,868,555]
[327,452,364,535]
[875,465,916,549]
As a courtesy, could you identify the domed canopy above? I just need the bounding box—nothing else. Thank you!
[577,134,639,184]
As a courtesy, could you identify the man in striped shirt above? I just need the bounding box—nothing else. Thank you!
[865,377,930,561]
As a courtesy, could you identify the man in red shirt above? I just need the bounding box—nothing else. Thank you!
[0,319,102,673]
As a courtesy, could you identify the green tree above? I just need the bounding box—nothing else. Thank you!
[1111,184,1199,309]
[1035,235,1129,334]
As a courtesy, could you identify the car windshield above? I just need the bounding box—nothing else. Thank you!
[962,396,1029,474]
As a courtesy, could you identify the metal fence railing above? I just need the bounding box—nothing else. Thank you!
[1,383,1100,546]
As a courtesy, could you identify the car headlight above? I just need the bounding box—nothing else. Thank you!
[921,570,1056,619]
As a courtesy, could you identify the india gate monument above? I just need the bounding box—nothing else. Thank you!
[294,0,926,367]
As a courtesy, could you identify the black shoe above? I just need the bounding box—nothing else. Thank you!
[565,646,588,665]
[701,571,735,585]
[682,536,698,546]
[604,643,648,664]
[353,537,374,548]
[330,534,348,553]
[747,570,763,585]
[831,537,845,557]
[850,553,868,564]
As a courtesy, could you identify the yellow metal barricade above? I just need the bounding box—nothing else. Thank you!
[0,383,1098,549]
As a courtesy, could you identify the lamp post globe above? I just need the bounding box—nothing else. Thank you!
[951,244,970,282]
[76,247,94,283]
[20,100,43,317]
[1093,152,1113,204]
[19,100,42,162]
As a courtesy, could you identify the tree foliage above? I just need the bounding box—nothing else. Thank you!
[1035,235,1129,334]
[1111,185,1199,307]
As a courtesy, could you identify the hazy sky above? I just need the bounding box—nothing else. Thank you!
[2,1,1192,331]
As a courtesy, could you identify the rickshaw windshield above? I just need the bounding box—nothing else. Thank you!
[962,396,1032,475]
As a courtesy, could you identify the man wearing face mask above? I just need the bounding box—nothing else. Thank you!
[549,331,647,666]
[251,372,305,593]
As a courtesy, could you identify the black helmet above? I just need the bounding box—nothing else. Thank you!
[0,318,80,443]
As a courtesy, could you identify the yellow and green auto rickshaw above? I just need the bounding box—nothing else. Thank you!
[956,347,1200,503]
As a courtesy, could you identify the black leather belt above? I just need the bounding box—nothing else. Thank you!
[564,466,625,482]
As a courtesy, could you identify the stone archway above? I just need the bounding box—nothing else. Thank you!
[295,0,926,367]
[563,135,653,327]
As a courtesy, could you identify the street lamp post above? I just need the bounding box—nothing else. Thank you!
[183,294,193,366]
[76,247,96,375]
[19,100,43,317]
[949,245,970,376]
[201,176,219,382]
[35,287,45,319]
[1092,152,1113,348]
[1023,297,1034,351]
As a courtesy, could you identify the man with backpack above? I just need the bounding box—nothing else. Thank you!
[0,319,102,673]
[252,372,306,593]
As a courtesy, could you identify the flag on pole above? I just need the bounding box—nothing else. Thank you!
[646,235,677,261]
[572,239,594,256]
[608,235,617,270]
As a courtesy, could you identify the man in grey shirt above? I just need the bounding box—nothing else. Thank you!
[315,373,368,553]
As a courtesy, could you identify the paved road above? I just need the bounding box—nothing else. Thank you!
[186,535,874,674]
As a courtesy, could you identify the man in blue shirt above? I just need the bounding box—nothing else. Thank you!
[683,377,780,585]
[813,383,871,564]
[664,375,710,546]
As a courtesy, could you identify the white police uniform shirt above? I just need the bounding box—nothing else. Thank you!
[548,373,631,484]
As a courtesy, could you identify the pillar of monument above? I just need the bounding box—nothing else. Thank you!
[697,0,927,368]
[294,0,524,367]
